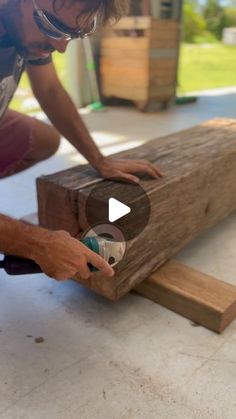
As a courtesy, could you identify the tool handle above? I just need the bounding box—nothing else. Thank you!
[0,255,42,275]
[0,238,100,276]
[0,255,96,275]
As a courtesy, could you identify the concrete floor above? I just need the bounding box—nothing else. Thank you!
[1,89,236,418]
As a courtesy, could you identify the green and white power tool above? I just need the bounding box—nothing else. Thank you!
[0,236,125,276]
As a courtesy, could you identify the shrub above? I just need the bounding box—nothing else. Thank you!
[183,2,207,43]
[223,7,236,28]
[193,30,218,44]
[203,0,225,39]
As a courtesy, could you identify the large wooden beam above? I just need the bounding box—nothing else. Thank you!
[37,118,236,300]
[134,260,236,333]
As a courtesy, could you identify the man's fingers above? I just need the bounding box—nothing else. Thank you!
[130,161,163,178]
[138,164,160,179]
[105,171,140,184]
[77,257,91,279]
[122,162,160,179]
[116,172,140,184]
[87,250,114,276]
[153,165,163,177]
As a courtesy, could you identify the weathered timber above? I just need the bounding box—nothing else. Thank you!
[37,118,236,300]
[134,260,236,333]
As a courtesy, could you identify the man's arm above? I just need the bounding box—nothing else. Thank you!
[27,60,104,170]
[27,61,162,183]
[0,214,114,279]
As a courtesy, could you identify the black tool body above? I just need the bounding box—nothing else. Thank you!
[0,255,42,275]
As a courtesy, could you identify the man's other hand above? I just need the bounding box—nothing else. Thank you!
[96,157,163,184]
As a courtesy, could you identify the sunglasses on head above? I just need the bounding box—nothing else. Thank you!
[32,0,97,41]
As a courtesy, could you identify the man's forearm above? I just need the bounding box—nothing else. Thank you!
[35,84,104,169]
[0,214,49,260]
[0,214,114,279]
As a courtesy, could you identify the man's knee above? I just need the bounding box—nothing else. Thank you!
[29,120,61,162]
[0,112,61,178]
[45,126,61,159]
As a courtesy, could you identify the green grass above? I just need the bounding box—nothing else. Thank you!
[10,42,236,113]
[178,43,236,94]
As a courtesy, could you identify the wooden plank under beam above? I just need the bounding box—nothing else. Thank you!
[134,260,236,333]
[37,118,236,300]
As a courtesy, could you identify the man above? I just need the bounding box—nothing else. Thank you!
[0,0,162,281]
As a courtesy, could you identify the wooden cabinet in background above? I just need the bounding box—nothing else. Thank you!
[100,17,181,111]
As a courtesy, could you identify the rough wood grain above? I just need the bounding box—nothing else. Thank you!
[37,118,236,300]
[134,260,236,333]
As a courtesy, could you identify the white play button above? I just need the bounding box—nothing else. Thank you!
[108,197,131,222]
[86,183,150,241]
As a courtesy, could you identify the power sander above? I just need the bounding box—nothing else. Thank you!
[0,236,126,276]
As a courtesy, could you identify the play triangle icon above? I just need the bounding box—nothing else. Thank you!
[108,197,131,222]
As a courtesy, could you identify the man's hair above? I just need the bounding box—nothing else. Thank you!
[54,0,130,26]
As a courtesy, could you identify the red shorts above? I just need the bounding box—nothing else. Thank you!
[0,109,36,178]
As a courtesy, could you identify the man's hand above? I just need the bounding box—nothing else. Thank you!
[35,230,114,281]
[96,157,163,184]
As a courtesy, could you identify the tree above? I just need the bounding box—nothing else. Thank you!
[223,7,236,28]
[183,1,207,42]
[203,0,225,39]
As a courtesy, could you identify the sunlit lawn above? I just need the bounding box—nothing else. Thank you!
[10,42,236,113]
[178,43,236,93]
